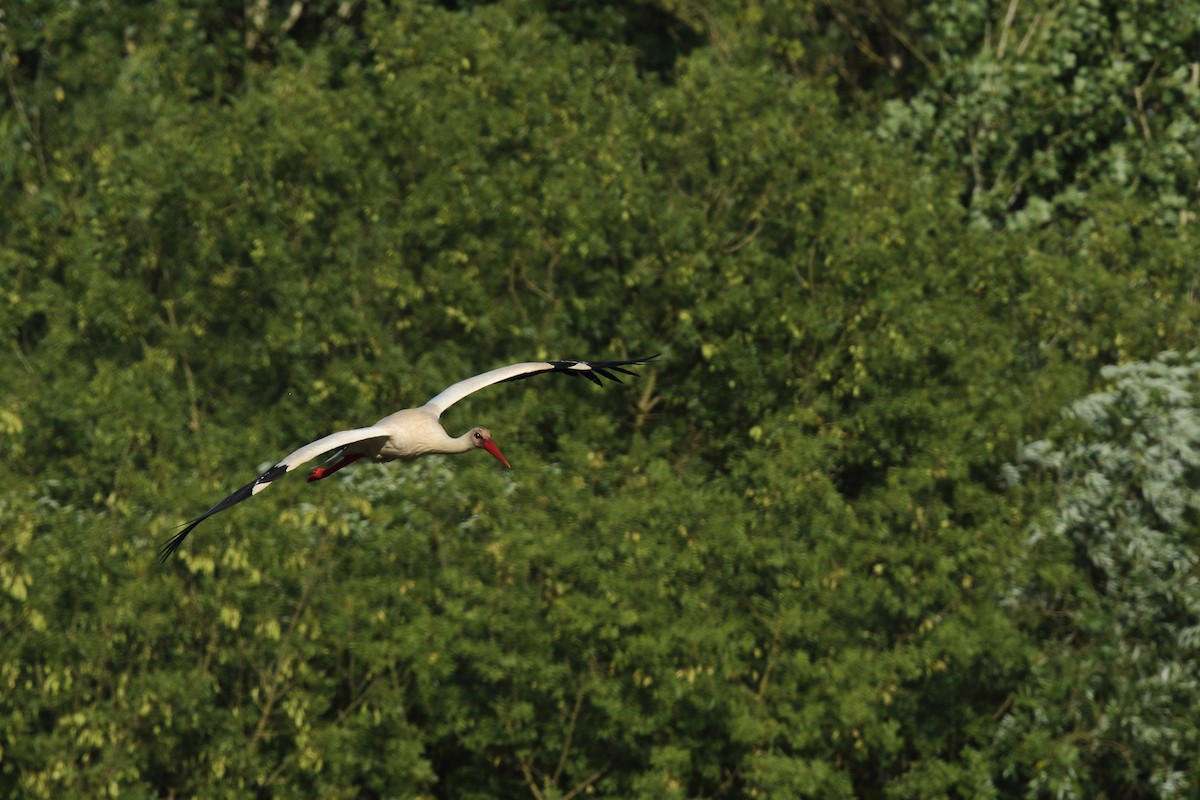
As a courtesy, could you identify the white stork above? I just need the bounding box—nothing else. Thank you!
[159,355,658,562]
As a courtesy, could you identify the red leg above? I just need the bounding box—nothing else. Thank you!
[307,453,364,482]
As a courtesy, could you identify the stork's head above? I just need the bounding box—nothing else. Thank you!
[470,427,510,469]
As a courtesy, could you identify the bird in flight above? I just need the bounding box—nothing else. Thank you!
[159,355,659,562]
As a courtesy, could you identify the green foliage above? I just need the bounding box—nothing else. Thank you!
[876,0,1200,230]
[2,1,1199,798]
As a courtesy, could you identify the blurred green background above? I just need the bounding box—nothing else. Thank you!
[3,1,1200,797]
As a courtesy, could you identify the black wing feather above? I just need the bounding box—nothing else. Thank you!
[498,355,659,387]
[591,367,620,382]
[158,463,287,564]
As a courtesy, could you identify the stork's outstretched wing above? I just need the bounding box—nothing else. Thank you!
[422,355,659,418]
[159,426,391,563]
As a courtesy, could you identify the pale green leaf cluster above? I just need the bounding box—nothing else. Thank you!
[1005,351,1200,798]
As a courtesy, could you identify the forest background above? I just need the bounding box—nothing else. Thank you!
[3,0,1200,797]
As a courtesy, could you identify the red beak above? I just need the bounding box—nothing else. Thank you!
[482,438,511,469]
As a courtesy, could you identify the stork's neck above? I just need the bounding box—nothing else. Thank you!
[446,429,476,454]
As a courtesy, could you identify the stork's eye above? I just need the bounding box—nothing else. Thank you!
[473,431,483,440]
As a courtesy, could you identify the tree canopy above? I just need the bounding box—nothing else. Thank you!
[2,1,1198,797]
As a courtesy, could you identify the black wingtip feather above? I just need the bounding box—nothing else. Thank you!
[157,463,288,565]
[157,522,198,565]
[592,368,620,382]
[562,354,660,386]
[496,355,660,388]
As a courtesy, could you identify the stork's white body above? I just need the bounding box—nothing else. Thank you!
[159,355,658,562]
[331,407,474,465]
[372,407,465,461]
